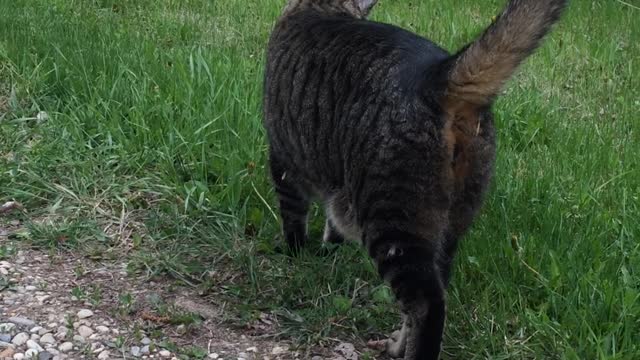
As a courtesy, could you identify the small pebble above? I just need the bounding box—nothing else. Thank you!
[77,326,93,338]
[30,327,43,334]
[97,350,110,359]
[95,326,109,334]
[271,346,288,355]
[58,342,73,352]
[40,334,56,344]
[131,346,141,357]
[13,353,25,360]
[27,339,44,351]
[208,354,219,359]
[159,350,172,357]
[0,334,11,343]
[11,333,28,346]
[25,349,39,358]
[72,335,85,343]
[0,348,15,358]
[141,337,151,345]
[8,318,36,327]
[38,351,54,360]
[76,310,94,319]
[54,329,67,341]
[46,349,59,356]
[140,345,150,354]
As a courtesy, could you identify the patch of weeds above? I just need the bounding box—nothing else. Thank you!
[179,346,208,360]
[26,219,109,250]
[114,335,125,348]
[0,242,17,260]
[0,277,9,291]
[167,311,202,327]
[159,341,209,359]
[71,286,86,300]
[71,285,102,306]
[65,314,74,331]
[118,292,136,316]
[88,285,103,306]
[147,296,203,326]
[72,264,88,278]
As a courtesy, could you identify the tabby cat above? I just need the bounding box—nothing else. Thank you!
[263,0,566,358]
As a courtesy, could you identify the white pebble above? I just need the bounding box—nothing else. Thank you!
[76,310,94,319]
[24,349,39,357]
[26,339,44,351]
[271,346,288,355]
[54,328,68,341]
[58,342,73,352]
[13,353,25,360]
[159,350,172,358]
[208,354,219,359]
[131,346,141,357]
[72,335,85,343]
[11,333,28,346]
[40,333,56,344]
[95,326,109,334]
[97,350,110,359]
[77,326,93,338]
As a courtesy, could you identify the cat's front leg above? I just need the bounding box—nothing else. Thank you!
[386,314,408,358]
[322,218,346,244]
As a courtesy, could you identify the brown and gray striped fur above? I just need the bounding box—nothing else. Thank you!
[263,0,566,358]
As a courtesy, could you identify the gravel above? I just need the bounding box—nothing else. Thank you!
[0,243,357,360]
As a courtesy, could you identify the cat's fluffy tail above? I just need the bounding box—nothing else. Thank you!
[446,0,567,105]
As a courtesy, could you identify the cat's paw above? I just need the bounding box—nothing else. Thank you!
[386,330,406,358]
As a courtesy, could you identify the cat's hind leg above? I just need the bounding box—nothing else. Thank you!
[367,228,446,360]
[269,155,310,254]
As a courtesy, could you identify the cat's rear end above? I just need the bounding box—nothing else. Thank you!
[263,1,566,359]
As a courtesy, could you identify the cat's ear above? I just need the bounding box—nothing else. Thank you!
[354,0,379,15]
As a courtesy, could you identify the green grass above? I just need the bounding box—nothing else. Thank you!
[1,0,639,358]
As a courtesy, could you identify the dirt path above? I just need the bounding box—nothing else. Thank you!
[0,218,369,360]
